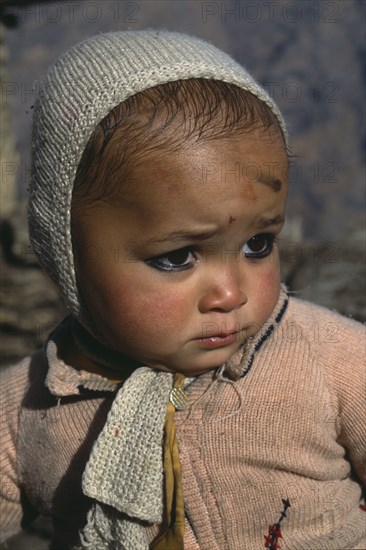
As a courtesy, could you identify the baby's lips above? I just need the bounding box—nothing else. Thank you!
[195,324,247,340]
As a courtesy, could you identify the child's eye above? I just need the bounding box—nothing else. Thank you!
[243,233,275,259]
[146,247,196,272]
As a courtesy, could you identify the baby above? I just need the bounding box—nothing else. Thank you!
[0,30,365,550]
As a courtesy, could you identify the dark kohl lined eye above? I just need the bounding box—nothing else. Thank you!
[146,247,196,272]
[243,233,276,259]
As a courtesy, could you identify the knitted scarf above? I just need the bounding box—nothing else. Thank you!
[75,367,174,550]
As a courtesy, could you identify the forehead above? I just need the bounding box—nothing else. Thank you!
[117,128,288,208]
[72,82,287,210]
[71,129,288,252]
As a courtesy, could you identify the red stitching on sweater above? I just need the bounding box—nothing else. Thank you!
[264,498,290,550]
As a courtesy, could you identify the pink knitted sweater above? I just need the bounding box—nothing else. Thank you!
[1,295,365,549]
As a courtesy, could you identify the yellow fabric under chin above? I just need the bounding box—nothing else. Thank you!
[151,372,185,550]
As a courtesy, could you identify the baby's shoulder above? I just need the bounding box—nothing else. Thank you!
[284,296,365,386]
[286,295,365,342]
[0,350,48,427]
[0,349,48,396]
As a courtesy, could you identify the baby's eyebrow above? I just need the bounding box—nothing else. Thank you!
[257,175,283,192]
[256,215,285,228]
[145,229,218,245]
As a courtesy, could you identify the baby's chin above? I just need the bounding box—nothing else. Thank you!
[160,365,219,376]
[147,348,243,377]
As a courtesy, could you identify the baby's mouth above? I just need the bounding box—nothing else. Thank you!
[194,328,244,348]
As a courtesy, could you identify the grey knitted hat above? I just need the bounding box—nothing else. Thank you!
[29,30,287,322]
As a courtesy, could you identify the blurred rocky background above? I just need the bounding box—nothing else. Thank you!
[0,0,365,548]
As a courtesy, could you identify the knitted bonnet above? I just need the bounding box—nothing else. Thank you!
[29,30,287,322]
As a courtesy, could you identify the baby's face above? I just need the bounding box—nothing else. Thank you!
[72,128,288,376]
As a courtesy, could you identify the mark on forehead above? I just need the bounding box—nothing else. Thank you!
[241,182,257,202]
[258,175,283,193]
[228,215,236,225]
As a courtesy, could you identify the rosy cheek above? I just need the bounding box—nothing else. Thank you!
[261,267,280,289]
[262,270,280,296]
[108,291,187,353]
[137,289,187,327]
[252,266,281,312]
[104,279,186,328]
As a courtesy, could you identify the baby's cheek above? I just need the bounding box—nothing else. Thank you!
[111,284,187,332]
[252,265,281,315]
[110,291,187,354]
[136,289,188,328]
[259,266,281,292]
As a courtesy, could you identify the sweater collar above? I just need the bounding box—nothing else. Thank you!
[224,284,288,380]
[45,317,121,396]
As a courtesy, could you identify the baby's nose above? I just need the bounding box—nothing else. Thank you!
[198,264,247,313]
